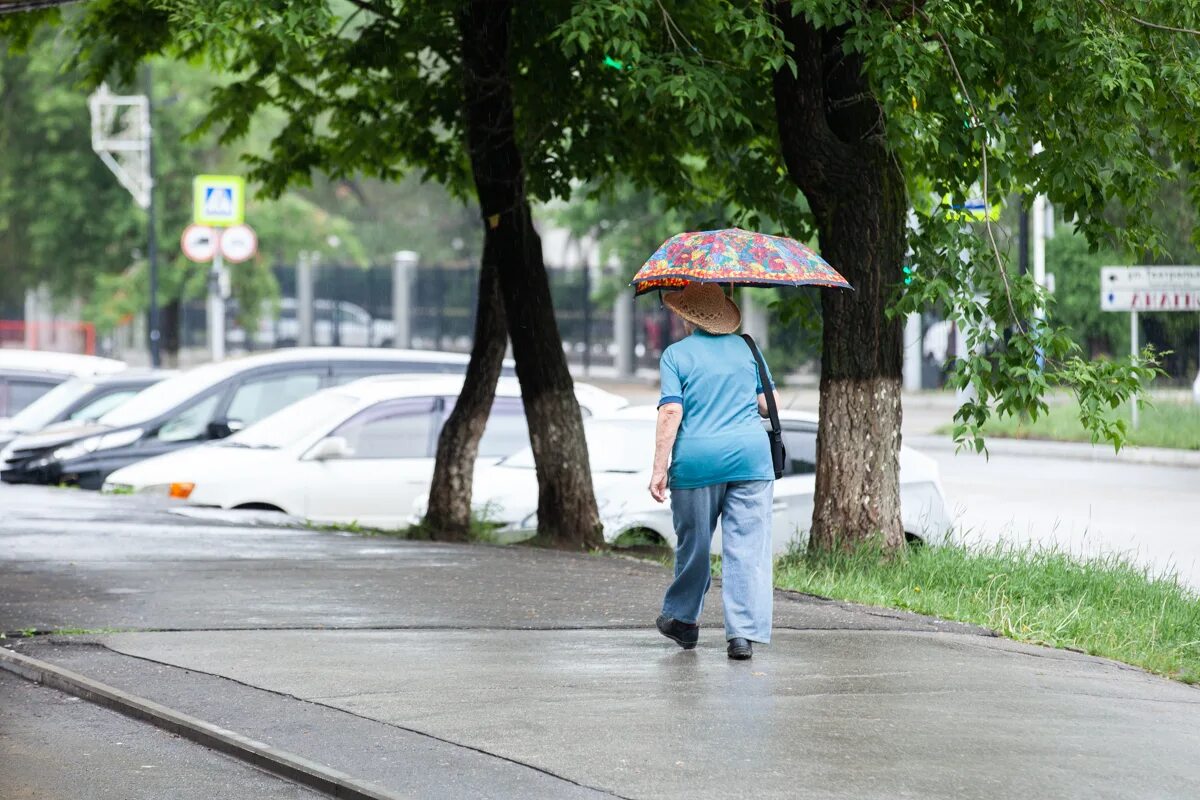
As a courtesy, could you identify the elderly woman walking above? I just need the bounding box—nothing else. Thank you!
[650,282,780,660]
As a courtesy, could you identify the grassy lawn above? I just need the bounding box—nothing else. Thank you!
[773,541,1200,684]
[952,398,1200,450]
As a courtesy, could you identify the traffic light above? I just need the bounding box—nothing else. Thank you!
[903,265,915,285]
[603,55,625,70]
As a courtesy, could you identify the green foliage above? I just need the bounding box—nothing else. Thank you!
[0,17,377,336]
[38,0,691,213]
[10,0,1199,459]
[776,538,1200,684]
[548,182,688,279]
[0,27,145,306]
[567,1,1200,453]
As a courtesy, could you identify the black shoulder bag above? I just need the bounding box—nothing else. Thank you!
[742,334,785,480]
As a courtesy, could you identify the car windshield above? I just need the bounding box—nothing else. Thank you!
[220,390,359,449]
[100,362,233,427]
[5,378,95,432]
[502,419,654,473]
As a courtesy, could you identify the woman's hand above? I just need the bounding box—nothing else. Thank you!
[649,470,669,503]
[651,403,682,504]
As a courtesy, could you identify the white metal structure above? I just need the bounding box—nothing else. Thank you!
[433,406,952,552]
[102,375,627,528]
[88,84,151,210]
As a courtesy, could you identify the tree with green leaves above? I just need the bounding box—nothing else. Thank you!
[0,24,146,310]
[566,0,1189,553]
[0,20,356,361]
[4,0,677,546]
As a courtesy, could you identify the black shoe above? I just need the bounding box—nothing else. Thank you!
[727,637,753,660]
[656,614,699,650]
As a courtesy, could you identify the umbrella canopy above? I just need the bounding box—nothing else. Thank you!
[630,227,851,296]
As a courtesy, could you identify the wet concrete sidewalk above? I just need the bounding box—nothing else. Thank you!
[2,484,1198,799]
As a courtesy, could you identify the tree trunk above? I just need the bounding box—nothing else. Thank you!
[422,254,508,541]
[458,0,603,549]
[772,9,907,553]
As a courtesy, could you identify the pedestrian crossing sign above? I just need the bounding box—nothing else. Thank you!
[193,174,245,227]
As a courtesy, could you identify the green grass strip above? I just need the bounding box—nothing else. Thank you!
[773,540,1200,684]
[948,399,1200,450]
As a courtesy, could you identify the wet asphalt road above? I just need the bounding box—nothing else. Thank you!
[2,483,1198,800]
[0,670,321,800]
[932,446,1200,586]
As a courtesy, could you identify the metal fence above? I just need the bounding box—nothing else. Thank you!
[179,262,679,370]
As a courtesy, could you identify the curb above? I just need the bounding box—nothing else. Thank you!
[0,646,404,800]
[906,434,1200,469]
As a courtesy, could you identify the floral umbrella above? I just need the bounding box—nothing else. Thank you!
[630,227,851,295]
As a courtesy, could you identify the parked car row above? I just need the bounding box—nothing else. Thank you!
[0,370,171,452]
[1,345,953,553]
[101,375,627,523]
[0,347,513,489]
[416,406,951,553]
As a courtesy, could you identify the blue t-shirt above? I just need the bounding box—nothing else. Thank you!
[657,331,775,489]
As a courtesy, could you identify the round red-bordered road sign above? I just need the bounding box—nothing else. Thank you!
[219,224,258,263]
[181,224,217,263]
[219,224,259,263]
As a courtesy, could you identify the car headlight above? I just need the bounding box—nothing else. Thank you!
[51,428,143,462]
[136,482,196,499]
[52,437,101,462]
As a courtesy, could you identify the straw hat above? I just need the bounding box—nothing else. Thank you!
[663,282,742,335]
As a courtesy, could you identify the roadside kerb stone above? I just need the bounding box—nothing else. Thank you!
[0,647,402,800]
[906,433,1200,469]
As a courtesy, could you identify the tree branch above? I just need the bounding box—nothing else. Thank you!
[1097,0,1200,37]
[342,0,401,25]
[917,8,1025,334]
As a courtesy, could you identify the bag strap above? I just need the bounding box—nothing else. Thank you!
[741,334,780,435]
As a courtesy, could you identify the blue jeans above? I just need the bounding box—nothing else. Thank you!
[661,480,774,643]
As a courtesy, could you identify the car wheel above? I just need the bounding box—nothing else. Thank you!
[233,502,287,514]
[612,527,669,552]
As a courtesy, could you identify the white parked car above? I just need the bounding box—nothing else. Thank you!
[438,406,952,552]
[102,375,627,528]
[0,350,126,420]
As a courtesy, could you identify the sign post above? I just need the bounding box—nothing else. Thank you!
[210,223,258,357]
[1101,265,1200,425]
[192,176,249,362]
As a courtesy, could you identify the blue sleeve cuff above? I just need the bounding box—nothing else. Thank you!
[657,395,684,408]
